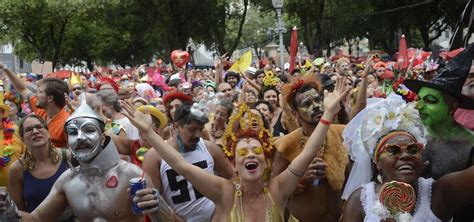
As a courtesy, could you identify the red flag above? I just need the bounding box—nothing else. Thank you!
[397,34,409,70]
[289,27,298,73]
[338,47,344,57]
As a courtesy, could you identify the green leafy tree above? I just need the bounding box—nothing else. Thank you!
[0,0,81,69]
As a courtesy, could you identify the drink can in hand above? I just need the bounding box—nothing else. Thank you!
[130,177,146,215]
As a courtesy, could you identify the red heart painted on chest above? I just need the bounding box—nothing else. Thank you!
[105,175,118,188]
[171,50,190,68]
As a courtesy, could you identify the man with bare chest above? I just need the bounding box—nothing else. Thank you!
[0,95,177,221]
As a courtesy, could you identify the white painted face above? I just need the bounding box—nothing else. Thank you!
[65,118,103,162]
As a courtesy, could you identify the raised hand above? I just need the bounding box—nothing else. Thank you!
[120,100,152,133]
[361,55,374,78]
[219,53,229,65]
[323,77,351,115]
[214,53,228,69]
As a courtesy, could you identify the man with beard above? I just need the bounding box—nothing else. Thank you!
[141,103,234,221]
[272,74,349,222]
[0,95,177,222]
[404,45,474,221]
[0,63,70,148]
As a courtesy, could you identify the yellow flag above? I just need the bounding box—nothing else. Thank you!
[304,59,312,70]
[229,51,252,74]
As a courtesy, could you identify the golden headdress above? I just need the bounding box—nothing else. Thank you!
[221,104,274,160]
[70,72,82,87]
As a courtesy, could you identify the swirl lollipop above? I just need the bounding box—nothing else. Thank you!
[379,181,416,215]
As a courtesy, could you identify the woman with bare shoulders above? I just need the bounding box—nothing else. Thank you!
[341,95,474,222]
[123,78,350,221]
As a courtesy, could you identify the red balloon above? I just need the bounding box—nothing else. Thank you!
[170,50,190,68]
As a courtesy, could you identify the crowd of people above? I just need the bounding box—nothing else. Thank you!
[0,43,473,222]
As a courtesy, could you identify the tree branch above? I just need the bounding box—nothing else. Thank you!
[228,0,249,54]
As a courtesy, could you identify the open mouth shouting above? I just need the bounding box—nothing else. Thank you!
[245,161,259,173]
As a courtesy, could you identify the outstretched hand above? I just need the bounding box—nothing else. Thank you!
[214,53,228,68]
[323,77,351,115]
[120,100,152,133]
[360,55,374,78]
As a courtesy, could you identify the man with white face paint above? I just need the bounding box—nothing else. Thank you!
[0,94,177,222]
[272,74,349,222]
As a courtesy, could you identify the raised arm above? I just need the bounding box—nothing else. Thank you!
[121,101,229,204]
[273,77,350,202]
[0,63,31,99]
[214,53,228,84]
[205,142,235,179]
[241,72,261,92]
[349,57,373,120]
[279,94,299,133]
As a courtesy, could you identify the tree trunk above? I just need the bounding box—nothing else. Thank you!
[228,0,249,55]
[418,25,431,51]
[50,21,67,70]
[347,39,353,55]
[86,59,94,72]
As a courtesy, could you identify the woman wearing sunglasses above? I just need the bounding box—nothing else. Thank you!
[341,95,474,222]
[7,115,73,221]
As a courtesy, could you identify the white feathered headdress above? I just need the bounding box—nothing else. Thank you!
[341,94,426,200]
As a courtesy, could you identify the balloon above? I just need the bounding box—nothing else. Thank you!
[170,50,190,68]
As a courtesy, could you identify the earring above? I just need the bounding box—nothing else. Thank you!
[23,150,36,171]
[49,140,60,163]
[377,174,383,184]
[234,175,242,197]
[377,170,384,184]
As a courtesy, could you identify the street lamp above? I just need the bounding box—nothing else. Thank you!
[272,0,286,69]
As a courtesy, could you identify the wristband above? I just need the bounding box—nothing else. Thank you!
[287,164,304,177]
[319,118,331,126]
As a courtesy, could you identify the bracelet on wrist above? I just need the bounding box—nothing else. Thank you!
[287,164,304,177]
[319,118,331,126]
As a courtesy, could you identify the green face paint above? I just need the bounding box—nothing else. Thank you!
[416,87,451,127]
